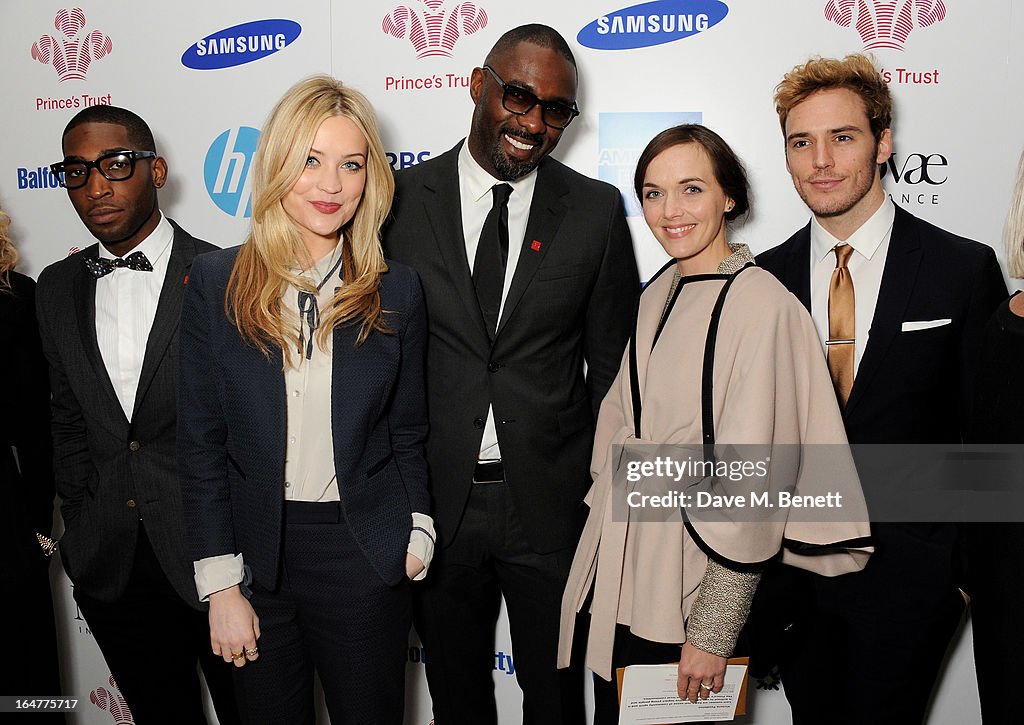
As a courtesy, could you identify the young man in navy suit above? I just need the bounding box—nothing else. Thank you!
[757,54,1006,725]
[36,106,237,723]
[384,23,638,725]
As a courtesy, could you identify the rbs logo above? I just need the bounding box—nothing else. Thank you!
[204,127,260,218]
[387,150,431,170]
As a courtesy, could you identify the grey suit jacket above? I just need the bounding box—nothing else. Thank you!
[36,221,215,607]
[384,143,639,553]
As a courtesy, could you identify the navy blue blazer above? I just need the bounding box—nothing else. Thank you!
[177,246,429,590]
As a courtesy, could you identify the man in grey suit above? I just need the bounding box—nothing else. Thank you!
[36,106,237,723]
[384,24,638,725]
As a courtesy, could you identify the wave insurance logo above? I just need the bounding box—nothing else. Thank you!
[824,0,946,50]
[382,0,488,59]
[31,8,112,82]
[182,19,302,70]
[599,112,702,217]
[204,127,260,218]
[881,150,947,206]
[578,0,728,50]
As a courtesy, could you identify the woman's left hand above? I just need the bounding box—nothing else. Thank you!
[405,552,425,579]
[677,640,726,703]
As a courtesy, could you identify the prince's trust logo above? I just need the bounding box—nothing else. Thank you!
[31,7,112,82]
[824,0,946,50]
[382,0,488,59]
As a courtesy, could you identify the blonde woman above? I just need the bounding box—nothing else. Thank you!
[177,76,431,723]
[0,208,63,721]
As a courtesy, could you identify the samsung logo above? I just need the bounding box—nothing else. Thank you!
[578,0,728,50]
[182,19,301,70]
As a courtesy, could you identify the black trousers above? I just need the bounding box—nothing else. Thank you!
[964,522,1024,724]
[591,624,683,725]
[74,525,239,725]
[232,501,410,725]
[779,525,966,725]
[414,480,586,725]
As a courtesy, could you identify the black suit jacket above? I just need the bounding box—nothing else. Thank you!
[176,247,429,590]
[383,143,639,553]
[1,272,55,578]
[758,205,1006,587]
[35,221,215,607]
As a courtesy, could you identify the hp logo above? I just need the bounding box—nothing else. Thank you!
[204,127,260,217]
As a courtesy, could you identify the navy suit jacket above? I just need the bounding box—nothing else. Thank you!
[177,247,429,590]
[758,205,1006,589]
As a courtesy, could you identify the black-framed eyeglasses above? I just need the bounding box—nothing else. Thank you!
[482,65,579,130]
[49,150,158,189]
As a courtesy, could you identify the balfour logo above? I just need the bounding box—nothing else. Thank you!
[824,0,946,50]
[204,127,260,218]
[31,8,112,82]
[181,19,301,70]
[578,0,728,51]
[16,164,63,190]
[382,0,488,59]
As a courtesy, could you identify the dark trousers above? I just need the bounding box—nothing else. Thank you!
[414,480,586,725]
[779,525,966,725]
[591,624,682,725]
[232,501,409,725]
[1,562,65,724]
[964,522,1024,724]
[74,525,239,725]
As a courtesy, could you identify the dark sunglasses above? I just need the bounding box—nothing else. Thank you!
[50,150,158,189]
[482,65,579,130]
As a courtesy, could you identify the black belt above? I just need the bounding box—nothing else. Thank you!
[473,460,504,484]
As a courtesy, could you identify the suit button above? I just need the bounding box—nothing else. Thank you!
[128,441,141,452]
[487,362,500,373]
[126,499,136,509]
[473,417,484,429]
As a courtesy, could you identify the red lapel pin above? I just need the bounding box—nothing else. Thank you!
[183,275,189,285]
[530,240,542,252]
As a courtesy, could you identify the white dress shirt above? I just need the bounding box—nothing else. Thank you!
[458,140,538,462]
[95,213,174,420]
[810,199,896,374]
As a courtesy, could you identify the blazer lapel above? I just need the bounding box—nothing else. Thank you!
[495,162,568,337]
[846,207,923,413]
[780,223,812,311]
[420,144,490,341]
[131,222,196,421]
[73,244,126,424]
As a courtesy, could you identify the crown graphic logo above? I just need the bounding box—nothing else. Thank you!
[90,674,134,725]
[31,8,112,82]
[824,0,946,50]
[382,0,488,59]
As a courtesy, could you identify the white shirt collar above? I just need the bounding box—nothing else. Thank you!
[458,139,538,204]
[811,198,895,263]
[97,212,174,265]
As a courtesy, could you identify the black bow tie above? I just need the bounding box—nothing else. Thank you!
[84,251,154,278]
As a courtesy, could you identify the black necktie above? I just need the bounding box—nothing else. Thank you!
[84,250,153,278]
[473,183,512,338]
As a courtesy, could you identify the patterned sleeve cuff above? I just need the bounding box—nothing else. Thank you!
[685,559,762,657]
[408,512,435,581]
[194,553,245,602]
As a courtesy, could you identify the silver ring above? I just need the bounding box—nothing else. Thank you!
[700,681,713,690]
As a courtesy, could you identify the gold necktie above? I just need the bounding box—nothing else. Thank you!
[827,243,855,406]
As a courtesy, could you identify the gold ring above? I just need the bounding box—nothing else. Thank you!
[245,647,259,658]
[230,651,244,660]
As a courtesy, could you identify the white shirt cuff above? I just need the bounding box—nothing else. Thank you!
[193,553,244,602]
[408,512,435,581]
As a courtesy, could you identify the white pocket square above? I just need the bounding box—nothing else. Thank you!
[901,319,951,332]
